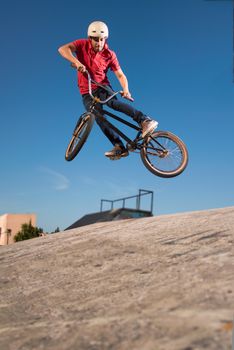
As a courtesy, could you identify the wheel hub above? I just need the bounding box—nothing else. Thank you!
[158,150,169,158]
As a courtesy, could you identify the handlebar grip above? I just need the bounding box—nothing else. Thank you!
[120,91,134,102]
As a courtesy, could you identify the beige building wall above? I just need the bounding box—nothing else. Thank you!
[0,214,36,245]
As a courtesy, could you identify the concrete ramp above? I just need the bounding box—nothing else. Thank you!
[0,207,233,350]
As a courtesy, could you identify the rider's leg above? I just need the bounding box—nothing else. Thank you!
[99,89,158,138]
[98,88,145,124]
[82,93,126,148]
[108,97,147,124]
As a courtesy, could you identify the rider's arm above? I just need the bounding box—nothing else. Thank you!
[114,69,133,101]
[58,42,86,72]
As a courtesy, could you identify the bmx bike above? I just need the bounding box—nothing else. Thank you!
[65,71,188,178]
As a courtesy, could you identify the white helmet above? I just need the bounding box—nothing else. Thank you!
[87,21,109,38]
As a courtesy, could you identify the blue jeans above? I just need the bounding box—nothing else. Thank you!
[82,87,148,146]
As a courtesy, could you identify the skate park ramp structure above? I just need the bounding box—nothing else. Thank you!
[0,206,233,350]
[65,207,153,230]
[65,188,154,230]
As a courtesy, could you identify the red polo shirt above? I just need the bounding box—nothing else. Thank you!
[72,39,121,95]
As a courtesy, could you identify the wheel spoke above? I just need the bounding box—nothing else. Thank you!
[71,125,88,151]
[145,136,183,173]
[65,113,94,161]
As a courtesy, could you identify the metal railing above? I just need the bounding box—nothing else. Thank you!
[100,189,154,214]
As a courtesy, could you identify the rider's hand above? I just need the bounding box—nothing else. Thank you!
[121,90,134,102]
[77,64,86,73]
[71,62,86,73]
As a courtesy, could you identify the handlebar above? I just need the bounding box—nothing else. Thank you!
[85,70,121,104]
[72,64,134,103]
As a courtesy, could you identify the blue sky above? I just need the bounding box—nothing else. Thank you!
[0,0,233,232]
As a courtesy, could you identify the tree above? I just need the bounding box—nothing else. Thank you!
[14,221,43,242]
[50,227,60,234]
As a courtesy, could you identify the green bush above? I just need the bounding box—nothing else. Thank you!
[49,227,60,234]
[14,222,43,242]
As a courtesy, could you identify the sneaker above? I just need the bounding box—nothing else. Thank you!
[141,119,158,138]
[105,144,129,160]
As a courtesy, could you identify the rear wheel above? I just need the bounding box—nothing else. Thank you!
[65,112,95,161]
[140,131,188,178]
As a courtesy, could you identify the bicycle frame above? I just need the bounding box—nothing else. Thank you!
[94,106,143,149]
[85,70,166,153]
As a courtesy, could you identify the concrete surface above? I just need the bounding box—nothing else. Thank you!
[0,206,233,350]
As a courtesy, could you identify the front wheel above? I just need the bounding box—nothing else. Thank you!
[65,112,95,161]
[140,131,188,178]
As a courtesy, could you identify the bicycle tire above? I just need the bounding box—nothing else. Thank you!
[140,131,188,178]
[65,112,95,161]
